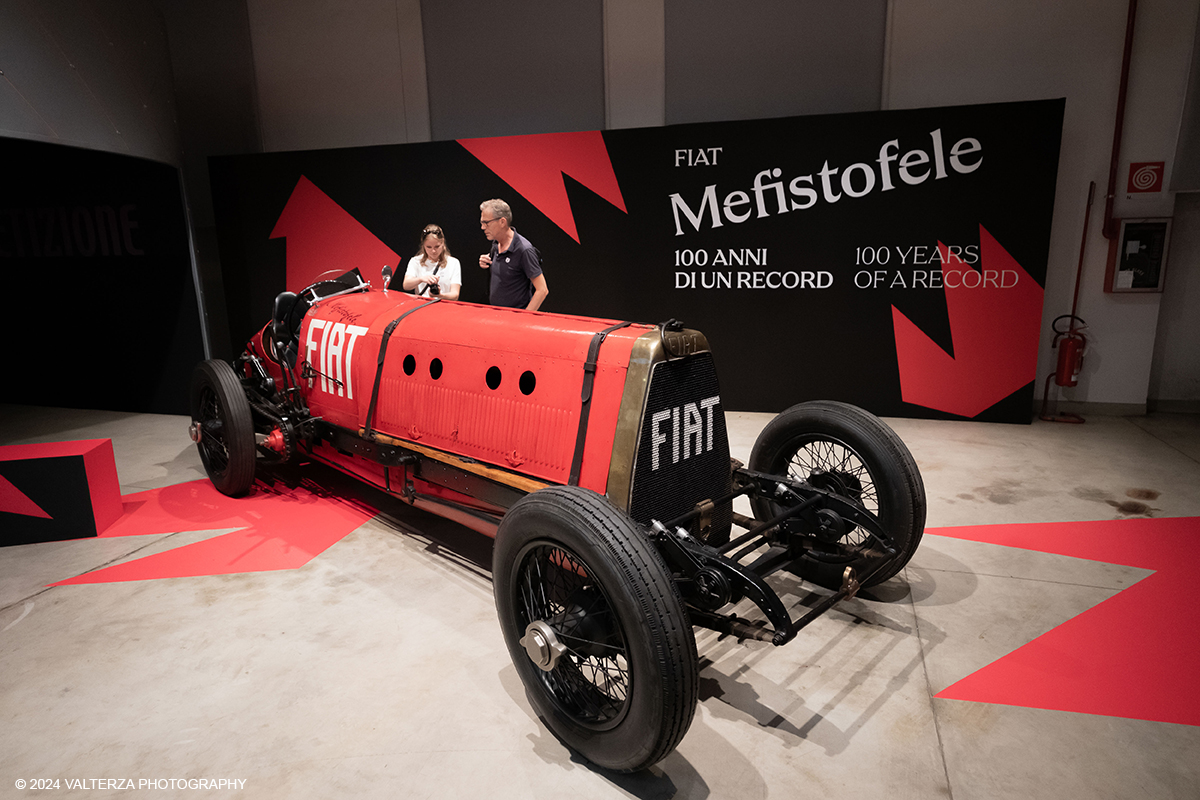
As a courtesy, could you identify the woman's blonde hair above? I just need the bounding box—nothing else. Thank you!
[415,224,450,268]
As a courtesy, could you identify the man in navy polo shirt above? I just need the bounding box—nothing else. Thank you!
[478,198,549,311]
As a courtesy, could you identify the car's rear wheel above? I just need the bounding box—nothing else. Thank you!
[190,359,256,497]
[493,486,697,772]
[749,401,925,590]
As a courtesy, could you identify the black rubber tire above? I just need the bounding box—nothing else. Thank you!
[748,401,925,590]
[493,486,698,772]
[190,359,256,497]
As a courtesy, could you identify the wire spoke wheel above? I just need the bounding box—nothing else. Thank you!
[190,360,256,497]
[515,544,630,728]
[785,435,877,549]
[749,401,925,589]
[197,388,231,473]
[494,486,697,772]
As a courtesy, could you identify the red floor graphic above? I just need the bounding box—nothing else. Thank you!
[50,481,1198,726]
[929,516,1200,726]
[51,479,374,586]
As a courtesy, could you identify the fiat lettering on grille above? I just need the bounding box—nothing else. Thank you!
[650,395,721,471]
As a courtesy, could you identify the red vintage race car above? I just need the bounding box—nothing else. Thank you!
[189,266,925,772]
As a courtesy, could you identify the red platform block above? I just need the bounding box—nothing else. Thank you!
[0,440,122,546]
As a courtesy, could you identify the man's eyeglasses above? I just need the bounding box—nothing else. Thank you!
[480,218,501,227]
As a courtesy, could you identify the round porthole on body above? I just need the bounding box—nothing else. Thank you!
[403,354,416,375]
[430,358,443,380]
[486,366,502,390]
[519,370,536,396]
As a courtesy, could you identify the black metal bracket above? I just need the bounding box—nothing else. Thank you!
[300,360,344,390]
[685,564,865,645]
[651,520,798,645]
[733,466,897,556]
[649,460,904,646]
[654,515,880,646]
[318,424,523,511]
[323,425,417,468]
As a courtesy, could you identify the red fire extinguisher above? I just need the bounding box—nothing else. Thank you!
[1042,181,1094,423]
[1041,314,1087,422]
[1053,316,1087,387]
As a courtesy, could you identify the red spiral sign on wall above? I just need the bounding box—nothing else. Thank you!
[1127,161,1165,193]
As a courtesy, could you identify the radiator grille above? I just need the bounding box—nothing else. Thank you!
[629,353,731,542]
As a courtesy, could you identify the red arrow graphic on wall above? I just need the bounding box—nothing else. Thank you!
[891,226,1043,417]
[270,175,402,293]
[458,130,627,243]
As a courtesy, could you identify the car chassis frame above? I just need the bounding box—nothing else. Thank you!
[190,268,925,772]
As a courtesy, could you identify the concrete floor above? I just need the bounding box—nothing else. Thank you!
[2,403,1199,799]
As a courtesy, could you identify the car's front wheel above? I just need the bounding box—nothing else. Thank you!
[493,486,698,772]
[190,359,256,497]
[749,401,925,590]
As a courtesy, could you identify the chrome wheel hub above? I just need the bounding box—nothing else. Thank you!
[520,620,567,672]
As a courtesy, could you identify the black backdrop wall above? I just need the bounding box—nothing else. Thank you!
[0,138,204,415]
[211,99,1063,422]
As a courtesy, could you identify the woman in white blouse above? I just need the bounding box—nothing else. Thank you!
[402,224,462,301]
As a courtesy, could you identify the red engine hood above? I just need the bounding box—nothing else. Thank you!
[290,290,653,492]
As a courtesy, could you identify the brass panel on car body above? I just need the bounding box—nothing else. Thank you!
[606,327,712,512]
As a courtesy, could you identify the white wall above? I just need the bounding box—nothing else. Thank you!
[233,0,1199,411]
[3,0,1195,409]
[1149,192,1200,405]
[663,0,888,125]
[887,0,1198,410]
[0,0,180,166]
[245,0,430,151]
[604,0,665,129]
[418,0,605,140]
